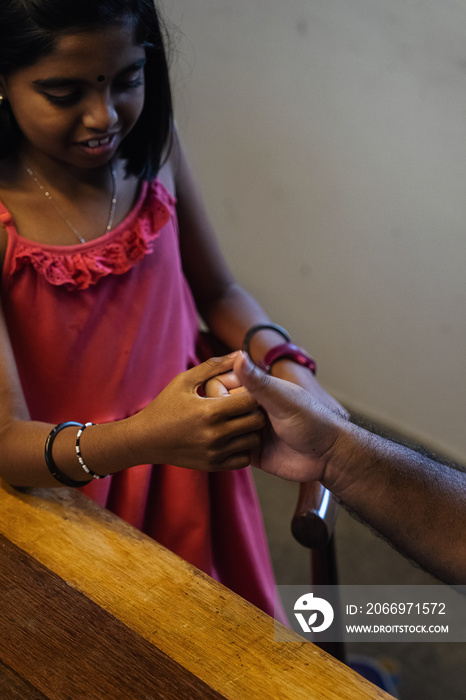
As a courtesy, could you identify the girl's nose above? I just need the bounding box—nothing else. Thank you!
[82,94,118,131]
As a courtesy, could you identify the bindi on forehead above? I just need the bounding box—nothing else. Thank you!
[97,75,105,82]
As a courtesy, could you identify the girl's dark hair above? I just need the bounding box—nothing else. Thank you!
[0,0,173,179]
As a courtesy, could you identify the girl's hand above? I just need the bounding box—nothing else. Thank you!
[204,371,247,397]
[130,355,265,471]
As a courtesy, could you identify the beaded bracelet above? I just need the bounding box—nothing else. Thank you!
[45,422,92,487]
[75,422,108,480]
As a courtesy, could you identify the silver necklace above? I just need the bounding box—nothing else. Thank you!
[23,161,118,244]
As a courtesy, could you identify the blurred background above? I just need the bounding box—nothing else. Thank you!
[161,1,466,697]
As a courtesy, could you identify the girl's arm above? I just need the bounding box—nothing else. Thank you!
[172,134,345,414]
[172,133,277,357]
[0,293,262,487]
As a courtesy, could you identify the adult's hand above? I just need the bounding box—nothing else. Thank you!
[269,357,348,419]
[233,352,346,481]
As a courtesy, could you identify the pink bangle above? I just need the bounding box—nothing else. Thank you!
[260,342,317,374]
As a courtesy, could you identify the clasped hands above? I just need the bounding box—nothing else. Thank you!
[202,351,348,482]
[138,351,346,479]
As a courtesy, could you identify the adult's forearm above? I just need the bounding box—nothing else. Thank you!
[324,424,466,584]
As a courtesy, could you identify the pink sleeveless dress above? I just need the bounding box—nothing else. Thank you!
[0,180,284,619]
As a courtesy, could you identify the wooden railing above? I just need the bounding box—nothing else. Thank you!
[0,481,392,699]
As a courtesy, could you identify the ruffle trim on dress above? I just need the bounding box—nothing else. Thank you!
[9,181,176,291]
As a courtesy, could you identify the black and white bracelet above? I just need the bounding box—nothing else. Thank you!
[75,422,108,480]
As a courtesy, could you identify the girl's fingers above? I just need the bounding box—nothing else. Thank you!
[217,452,252,471]
[223,430,262,456]
[222,408,266,438]
[186,354,238,389]
[211,389,260,417]
[205,431,262,471]
[204,377,231,397]
[211,370,243,392]
[204,374,248,398]
[201,425,263,471]
[228,386,247,396]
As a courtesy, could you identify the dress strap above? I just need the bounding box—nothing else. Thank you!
[0,198,19,290]
[0,199,15,231]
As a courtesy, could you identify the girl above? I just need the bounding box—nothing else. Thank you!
[0,0,339,617]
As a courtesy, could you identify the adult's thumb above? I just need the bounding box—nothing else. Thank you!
[233,351,290,413]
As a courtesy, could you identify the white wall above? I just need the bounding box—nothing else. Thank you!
[162,0,466,462]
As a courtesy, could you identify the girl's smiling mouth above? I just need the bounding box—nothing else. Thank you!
[75,133,118,155]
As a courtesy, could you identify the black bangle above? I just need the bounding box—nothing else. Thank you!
[242,323,291,356]
[45,422,92,487]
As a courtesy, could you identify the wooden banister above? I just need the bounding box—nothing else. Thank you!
[0,481,393,699]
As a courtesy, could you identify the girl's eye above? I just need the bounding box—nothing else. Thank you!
[116,70,144,91]
[43,91,81,107]
[121,77,144,89]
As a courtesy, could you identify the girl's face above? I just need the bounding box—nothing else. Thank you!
[0,21,146,170]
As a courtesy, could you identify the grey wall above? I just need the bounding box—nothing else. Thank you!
[164,0,466,462]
